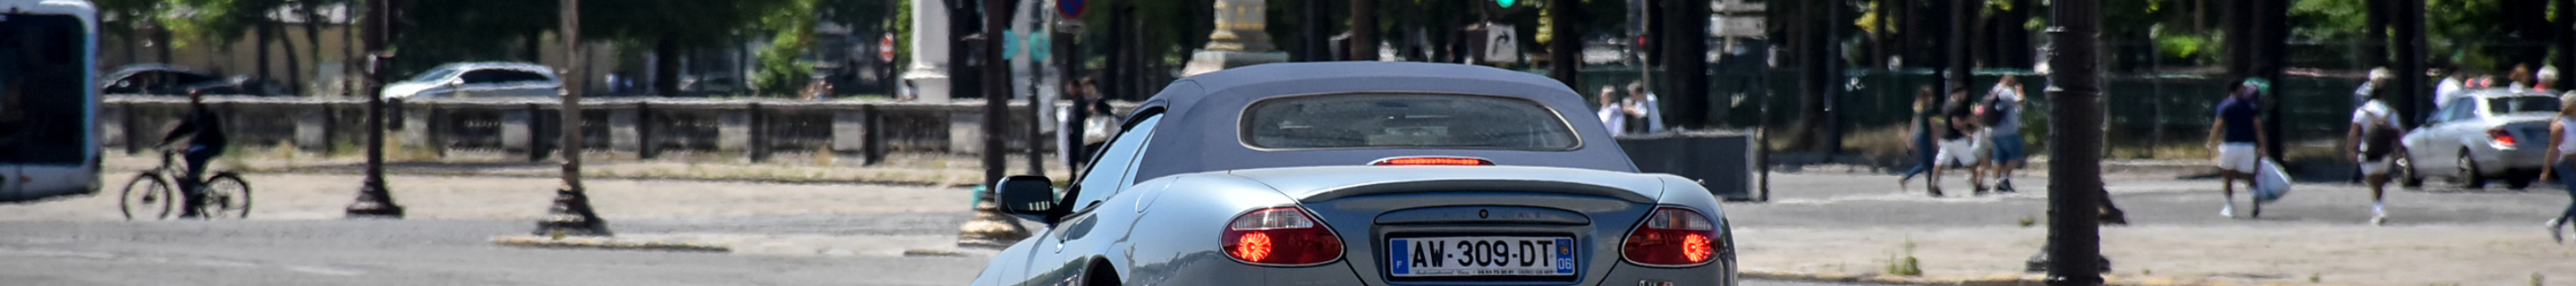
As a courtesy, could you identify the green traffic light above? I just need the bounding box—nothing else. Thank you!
[1497,0,1514,7]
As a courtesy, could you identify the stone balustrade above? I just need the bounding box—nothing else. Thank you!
[102,96,1128,164]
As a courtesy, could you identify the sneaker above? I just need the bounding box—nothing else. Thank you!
[2220,204,2235,217]
[1927,186,1945,198]
[1997,179,2018,193]
[2548,219,2565,244]
[2370,211,2388,226]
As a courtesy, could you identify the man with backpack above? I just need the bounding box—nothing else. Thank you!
[2349,87,2405,225]
[1984,75,2027,192]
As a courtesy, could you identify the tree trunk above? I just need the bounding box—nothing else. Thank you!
[305,4,326,97]
[1663,0,1706,129]
[258,23,275,90]
[280,23,303,97]
[655,38,682,97]
[2559,0,2576,88]
[1350,0,1378,61]
[1547,0,1579,88]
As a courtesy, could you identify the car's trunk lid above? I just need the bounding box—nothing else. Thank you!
[1225,165,1675,284]
[1227,165,1665,204]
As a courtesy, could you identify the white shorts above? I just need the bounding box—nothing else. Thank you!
[2216,143,2258,172]
[2356,156,2394,175]
[1937,139,1979,167]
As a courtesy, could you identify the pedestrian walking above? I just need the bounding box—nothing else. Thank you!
[1060,77,1108,169]
[1898,87,1939,190]
[2354,67,2391,110]
[1596,86,1628,135]
[2540,93,2576,243]
[1625,82,1665,133]
[2349,86,2405,225]
[2208,82,2269,218]
[1930,88,1987,197]
[2437,65,2466,111]
[1985,75,2028,193]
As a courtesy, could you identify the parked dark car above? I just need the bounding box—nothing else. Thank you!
[101,63,285,96]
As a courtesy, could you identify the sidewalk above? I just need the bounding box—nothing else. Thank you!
[1735,225,2575,286]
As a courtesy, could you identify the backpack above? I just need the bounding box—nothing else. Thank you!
[1979,94,2010,126]
[2360,112,2401,160]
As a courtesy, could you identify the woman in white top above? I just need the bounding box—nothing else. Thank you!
[2542,94,2576,243]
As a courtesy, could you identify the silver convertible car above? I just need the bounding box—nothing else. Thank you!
[2397,88,2562,189]
[970,62,1737,286]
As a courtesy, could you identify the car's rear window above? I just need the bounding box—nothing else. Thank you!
[1241,93,1580,150]
[2490,97,2563,114]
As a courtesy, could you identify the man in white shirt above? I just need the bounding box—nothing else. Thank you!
[2436,66,2464,110]
[1625,82,1665,133]
[1597,86,1628,135]
[2349,92,2406,225]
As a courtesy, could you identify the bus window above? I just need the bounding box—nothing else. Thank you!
[0,13,86,165]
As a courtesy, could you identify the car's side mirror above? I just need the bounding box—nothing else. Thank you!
[995,175,1059,223]
[446,78,466,87]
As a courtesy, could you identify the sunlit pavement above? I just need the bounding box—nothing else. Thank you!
[2,172,2567,285]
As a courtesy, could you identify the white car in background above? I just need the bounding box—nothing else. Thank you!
[2398,88,2562,189]
[381,63,561,99]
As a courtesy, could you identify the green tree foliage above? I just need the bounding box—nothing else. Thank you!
[160,0,293,48]
[391,0,559,72]
[753,0,821,95]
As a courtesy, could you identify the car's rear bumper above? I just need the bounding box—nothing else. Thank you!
[2479,146,2549,174]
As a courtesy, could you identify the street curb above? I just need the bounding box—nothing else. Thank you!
[1740,270,2351,286]
[490,235,732,253]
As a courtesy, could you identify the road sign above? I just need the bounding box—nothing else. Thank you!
[1059,0,1086,19]
[1484,24,1519,63]
[878,34,896,63]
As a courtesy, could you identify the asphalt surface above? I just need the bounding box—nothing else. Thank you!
[3,170,2563,285]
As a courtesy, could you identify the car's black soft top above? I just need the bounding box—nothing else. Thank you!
[1125,62,1636,183]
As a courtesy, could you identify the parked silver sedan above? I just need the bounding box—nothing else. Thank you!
[971,62,1736,286]
[2399,88,2563,189]
[380,63,562,99]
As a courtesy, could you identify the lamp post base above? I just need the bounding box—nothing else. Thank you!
[532,184,613,237]
[343,181,404,219]
[955,206,1029,248]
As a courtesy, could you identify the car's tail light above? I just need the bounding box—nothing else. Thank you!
[1222,206,1343,266]
[2489,129,2519,147]
[1622,206,1721,267]
[1369,156,1494,166]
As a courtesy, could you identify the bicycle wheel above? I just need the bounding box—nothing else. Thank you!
[201,172,252,219]
[120,173,174,221]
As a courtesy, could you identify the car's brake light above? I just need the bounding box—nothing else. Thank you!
[1222,206,1343,266]
[2489,129,2519,147]
[1369,156,1494,166]
[1622,206,1721,267]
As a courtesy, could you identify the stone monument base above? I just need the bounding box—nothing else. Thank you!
[902,72,953,103]
[1182,50,1290,77]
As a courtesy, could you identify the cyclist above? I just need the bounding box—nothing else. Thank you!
[157,89,227,218]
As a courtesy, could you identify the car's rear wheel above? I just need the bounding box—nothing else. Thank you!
[1081,261,1119,286]
[2455,150,2486,189]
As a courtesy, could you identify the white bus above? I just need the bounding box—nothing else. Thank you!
[0,0,98,202]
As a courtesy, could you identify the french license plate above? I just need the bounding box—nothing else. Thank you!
[1387,237,1577,277]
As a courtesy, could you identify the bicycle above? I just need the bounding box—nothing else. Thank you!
[120,148,251,220]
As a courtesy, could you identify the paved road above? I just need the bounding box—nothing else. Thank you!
[0,216,1887,286]
[4,171,2562,285]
